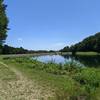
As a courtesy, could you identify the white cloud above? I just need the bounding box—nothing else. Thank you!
[17,38,23,42]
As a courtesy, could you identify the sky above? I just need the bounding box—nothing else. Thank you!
[4,0,100,50]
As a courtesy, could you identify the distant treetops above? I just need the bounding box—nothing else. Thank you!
[60,32,100,53]
[0,0,8,45]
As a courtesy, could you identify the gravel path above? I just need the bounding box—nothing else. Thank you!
[0,62,54,100]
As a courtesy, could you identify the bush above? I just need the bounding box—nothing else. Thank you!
[74,68,100,88]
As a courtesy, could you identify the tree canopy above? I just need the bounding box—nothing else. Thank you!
[61,32,100,53]
[0,0,8,44]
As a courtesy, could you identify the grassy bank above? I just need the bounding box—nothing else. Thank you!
[60,52,100,56]
[1,56,99,100]
[0,53,56,58]
[76,52,100,56]
[0,51,99,58]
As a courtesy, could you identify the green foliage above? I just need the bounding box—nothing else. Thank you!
[60,46,70,52]
[61,32,100,53]
[73,32,100,53]
[1,44,56,54]
[73,68,100,88]
[0,62,16,81]
[73,68,100,99]
[0,0,8,44]
[2,45,28,54]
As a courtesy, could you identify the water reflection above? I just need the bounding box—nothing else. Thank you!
[32,55,100,67]
[73,55,100,68]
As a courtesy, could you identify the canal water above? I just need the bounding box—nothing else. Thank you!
[32,55,100,67]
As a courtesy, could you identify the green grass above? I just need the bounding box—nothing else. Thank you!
[73,68,100,99]
[0,63,17,81]
[60,51,100,56]
[1,56,100,100]
[76,52,99,56]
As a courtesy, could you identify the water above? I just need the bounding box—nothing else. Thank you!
[32,55,100,67]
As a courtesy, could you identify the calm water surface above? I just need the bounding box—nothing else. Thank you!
[32,55,100,67]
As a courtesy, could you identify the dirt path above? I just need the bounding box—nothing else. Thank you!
[0,62,54,100]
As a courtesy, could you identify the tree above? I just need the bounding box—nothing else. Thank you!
[70,45,76,55]
[60,46,70,52]
[61,32,100,53]
[0,0,8,45]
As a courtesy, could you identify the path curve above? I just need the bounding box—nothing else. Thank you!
[0,61,54,100]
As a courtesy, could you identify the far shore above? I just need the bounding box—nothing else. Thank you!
[0,51,100,58]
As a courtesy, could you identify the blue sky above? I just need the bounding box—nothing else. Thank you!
[5,0,100,50]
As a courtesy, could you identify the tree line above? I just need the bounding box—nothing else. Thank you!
[0,44,57,54]
[60,32,100,53]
